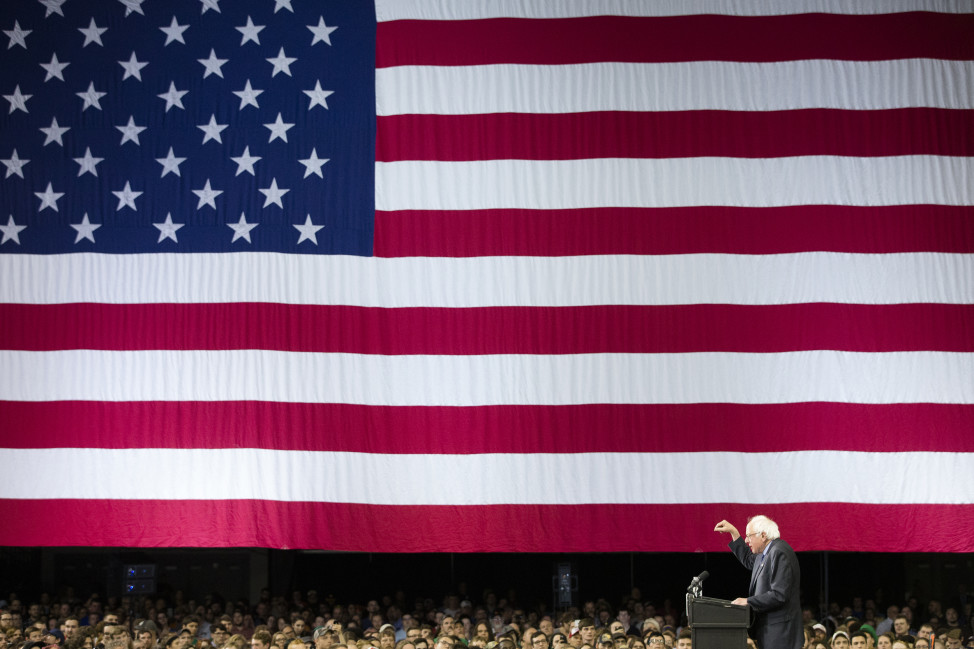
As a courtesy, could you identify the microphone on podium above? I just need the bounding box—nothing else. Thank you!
[687,570,710,592]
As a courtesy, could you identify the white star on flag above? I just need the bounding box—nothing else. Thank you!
[113,181,142,211]
[299,148,329,178]
[308,17,338,46]
[264,113,294,143]
[154,213,184,243]
[40,53,70,82]
[119,52,148,81]
[200,0,221,14]
[198,114,229,144]
[258,178,289,208]
[274,0,293,14]
[156,147,186,177]
[198,49,228,78]
[236,16,264,45]
[70,213,101,244]
[40,116,70,146]
[1,149,29,179]
[40,0,67,18]
[73,147,104,177]
[77,81,107,111]
[294,214,323,245]
[193,179,223,209]
[0,215,26,245]
[119,0,146,16]
[230,146,260,176]
[267,47,297,77]
[116,115,146,145]
[78,18,107,47]
[158,82,188,111]
[228,212,258,243]
[4,20,31,49]
[35,182,64,212]
[4,85,31,114]
[233,79,263,109]
[303,81,333,110]
[160,16,189,46]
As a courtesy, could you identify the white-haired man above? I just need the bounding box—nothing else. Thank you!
[714,515,802,649]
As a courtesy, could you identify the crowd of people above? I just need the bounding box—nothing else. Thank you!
[1,588,971,649]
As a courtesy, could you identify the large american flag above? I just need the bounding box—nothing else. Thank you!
[1,0,972,552]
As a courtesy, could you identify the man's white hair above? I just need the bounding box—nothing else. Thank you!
[748,515,780,540]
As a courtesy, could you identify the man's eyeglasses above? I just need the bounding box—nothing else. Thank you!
[744,532,761,539]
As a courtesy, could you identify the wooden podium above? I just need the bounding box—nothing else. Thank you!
[687,595,751,649]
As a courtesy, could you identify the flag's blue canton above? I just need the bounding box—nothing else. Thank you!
[0,0,376,255]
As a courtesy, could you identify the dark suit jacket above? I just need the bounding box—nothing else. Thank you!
[729,536,803,649]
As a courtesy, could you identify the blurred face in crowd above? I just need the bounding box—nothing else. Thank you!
[877,637,892,649]
[64,621,80,639]
[893,618,909,636]
[832,637,850,649]
[580,625,595,645]
[676,638,691,649]
[852,636,867,649]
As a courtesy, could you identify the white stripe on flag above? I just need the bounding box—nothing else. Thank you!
[2,350,972,405]
[2,448,972,505]
[2,253,972,306]
[375,0,974,21]
[376,61,974,115]
[375,157,974,210]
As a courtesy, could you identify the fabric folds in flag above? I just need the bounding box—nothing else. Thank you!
[1,0,973,551]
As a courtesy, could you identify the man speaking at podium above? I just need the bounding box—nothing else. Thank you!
[714,515,803,649]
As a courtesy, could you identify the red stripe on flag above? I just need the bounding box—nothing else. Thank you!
[377,110,974,161]
[4,304,973,353]
[3,499,972,551]
[3,402,972,453]
[374,205,974,256]
[377,14,974,66]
